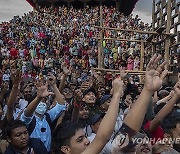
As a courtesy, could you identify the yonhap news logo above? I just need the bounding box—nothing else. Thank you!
[131,137,180,145]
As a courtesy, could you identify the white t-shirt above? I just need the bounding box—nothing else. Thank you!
[1,105,22,120]
[18,99,28,110]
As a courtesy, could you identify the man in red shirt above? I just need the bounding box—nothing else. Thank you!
[10,47,18,58]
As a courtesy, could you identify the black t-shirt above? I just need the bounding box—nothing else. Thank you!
[5,138,48,154]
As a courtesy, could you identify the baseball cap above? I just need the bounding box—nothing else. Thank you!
[83,88,96,96]
[89,113,105,125]
[99,95,112,105]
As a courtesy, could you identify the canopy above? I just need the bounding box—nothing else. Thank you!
[26,0,139,16]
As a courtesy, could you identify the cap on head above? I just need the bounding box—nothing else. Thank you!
[89,113,105,125]
[99,95,112,105]
[83,88,96,96]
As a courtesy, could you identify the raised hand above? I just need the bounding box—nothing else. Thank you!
[37,83,54,99]
[119,66,127,78]
[11,68,21,86]
[57,72,63,80]
[145,54,168,93]
[80,81,93,91]
[169,90,175,98]
[74,89,83,103]
[61,62,71,75]
[91,68,100,79]
[111,77,124,97]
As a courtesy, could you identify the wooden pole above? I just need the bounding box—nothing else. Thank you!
[98,4,104,69]
[152,0,156,55]
[92,67,173,74]
[94,26,171,35]
[102,72,145,75]
[160,0,163,27]
[140,42,145,82]
[165,0,171,70]
[94,37,147,43]
[140,42,145,71]
[97,4,104,83]
[98,39,102,68]
[93,68,146,73]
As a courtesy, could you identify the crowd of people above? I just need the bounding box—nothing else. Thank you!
[0,5,151,74]
[0,5,179,154]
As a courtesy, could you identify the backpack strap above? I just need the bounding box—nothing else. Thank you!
[27,114,51,136]
[45,113,51,126]
[27,117,36,136]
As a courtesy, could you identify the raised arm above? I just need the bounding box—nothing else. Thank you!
[153,91,158,104]
[24,82,54,117]
[71,89,83,122]
[123,54,168,132]
[156,94,172,105]
[82,78,124,154]
[6,69,21,121]
[0,83,8,107]
[0,83,8,117]
[91,68,104,83]
[48,74,64,104]
[149,81,180,132]
[59,63,70,93]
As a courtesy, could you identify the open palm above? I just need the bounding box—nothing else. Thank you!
[145,54,168,93]
[11,69,21,85]
[37,85,54,98]
[62,62,70,75]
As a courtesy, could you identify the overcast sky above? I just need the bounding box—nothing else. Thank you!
[0,0,152,24]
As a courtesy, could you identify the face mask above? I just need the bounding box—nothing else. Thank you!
[35,102,47,115]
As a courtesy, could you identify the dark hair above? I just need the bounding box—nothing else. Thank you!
[52,122,83,154]
[5,120,27,139]
[161,118,179,134]
[83,88,96,96]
